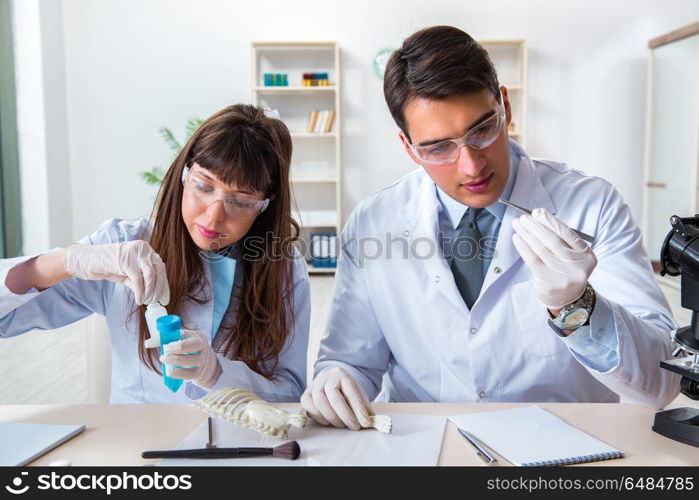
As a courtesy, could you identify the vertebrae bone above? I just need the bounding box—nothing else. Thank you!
[194,388,308,439]
[194,388,393,438]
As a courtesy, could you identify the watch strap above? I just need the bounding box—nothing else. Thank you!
[551,283,594,331]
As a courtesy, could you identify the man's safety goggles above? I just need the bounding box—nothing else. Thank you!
[407,95,506,166]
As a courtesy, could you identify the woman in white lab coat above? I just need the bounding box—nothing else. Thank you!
[0,104,310,403]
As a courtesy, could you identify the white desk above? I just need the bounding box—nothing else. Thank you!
[1,403,697,466]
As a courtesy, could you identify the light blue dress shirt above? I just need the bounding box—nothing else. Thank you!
[435,148,517,276]
[208,250,236,340]
[435,143,619,372]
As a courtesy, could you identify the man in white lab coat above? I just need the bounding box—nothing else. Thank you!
[301,26,679,430]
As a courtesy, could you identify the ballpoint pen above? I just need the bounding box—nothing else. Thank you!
[498,198,595,244]
[457,428,498,465]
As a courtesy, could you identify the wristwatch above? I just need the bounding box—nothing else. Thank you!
[550,283,595,331]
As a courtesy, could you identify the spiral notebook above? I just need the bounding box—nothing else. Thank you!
[449,405,624,466]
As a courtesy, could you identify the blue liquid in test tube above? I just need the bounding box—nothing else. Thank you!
[156,314,183,392]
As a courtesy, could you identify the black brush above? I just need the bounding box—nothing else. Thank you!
[142,441,301,460]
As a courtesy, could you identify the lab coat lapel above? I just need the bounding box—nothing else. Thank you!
[480,147,557,295]
[405,172,470,316]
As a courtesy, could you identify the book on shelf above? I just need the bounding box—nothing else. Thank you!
[263,73,289,86]
[306,110,319,133]
[305,109,336,134]
[323,110,336,133]
[310,232,337,268]
[302,72,330,86]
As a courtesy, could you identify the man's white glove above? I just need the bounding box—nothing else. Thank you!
[64,240,170,306]
[301,367,372,431]
[157,329,222,389]
[511,208,597,309]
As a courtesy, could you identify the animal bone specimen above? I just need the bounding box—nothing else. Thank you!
[365,414,392,434]
[194,388,393,438]
[193,388,308,439]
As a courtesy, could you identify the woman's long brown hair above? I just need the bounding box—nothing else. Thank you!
[135,104,298,379]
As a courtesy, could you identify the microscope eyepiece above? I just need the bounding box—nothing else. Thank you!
[660,215,699,281]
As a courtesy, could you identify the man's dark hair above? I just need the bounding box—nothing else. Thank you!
[383,26,500,141]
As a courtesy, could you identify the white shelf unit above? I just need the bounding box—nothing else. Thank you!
[252,86,338,93]
[251,41,341,274]
[479,40,527,148]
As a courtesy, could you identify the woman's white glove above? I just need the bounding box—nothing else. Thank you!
[511,208,597,309]
[64,240,170,306]
[158,329,222,389]
[301,367,373,431]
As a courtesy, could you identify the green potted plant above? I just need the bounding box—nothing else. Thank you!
[140,117,203,186]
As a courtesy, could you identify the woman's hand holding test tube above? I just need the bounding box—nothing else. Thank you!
[157,329,222,389]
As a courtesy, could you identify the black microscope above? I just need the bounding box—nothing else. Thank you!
[652,215,699,447]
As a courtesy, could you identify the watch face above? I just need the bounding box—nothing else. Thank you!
[562,308,589,329]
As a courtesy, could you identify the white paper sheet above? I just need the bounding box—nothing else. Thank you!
[158,414,446,466]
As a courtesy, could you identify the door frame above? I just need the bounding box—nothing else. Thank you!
[642,22,699,268]
[0,0,22,258]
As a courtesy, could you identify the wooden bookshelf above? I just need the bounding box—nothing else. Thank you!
[251,41,342,274]
[480,39,528,148]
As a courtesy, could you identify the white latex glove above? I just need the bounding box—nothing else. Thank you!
[157,329,222,389]
[301,367,372,431]
[511,208,597,309]
[64,240,170,306]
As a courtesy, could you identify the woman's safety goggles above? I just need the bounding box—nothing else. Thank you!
[182,166,270,217]
[407,95,506,166]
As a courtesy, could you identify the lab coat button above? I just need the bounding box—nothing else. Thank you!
[434,275,440,283]
[479,391,487,399]
[494,266,502,274]
[470,327,477,335]
[403,230,410,237]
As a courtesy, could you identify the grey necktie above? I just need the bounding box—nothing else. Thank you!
[451,207,484,309]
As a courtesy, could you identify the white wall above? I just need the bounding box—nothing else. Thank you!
[12,0,73,254]
[40,0,73,249]
[40,0,699,244]
[12,0,50,254]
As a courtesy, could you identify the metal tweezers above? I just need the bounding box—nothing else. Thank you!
[206,417,216,448]
[499,198,595,244]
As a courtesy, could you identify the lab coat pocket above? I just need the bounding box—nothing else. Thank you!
[511,281,567,358]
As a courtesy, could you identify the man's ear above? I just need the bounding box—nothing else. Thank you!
[500,85,512,128]
[398,130,423,166]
